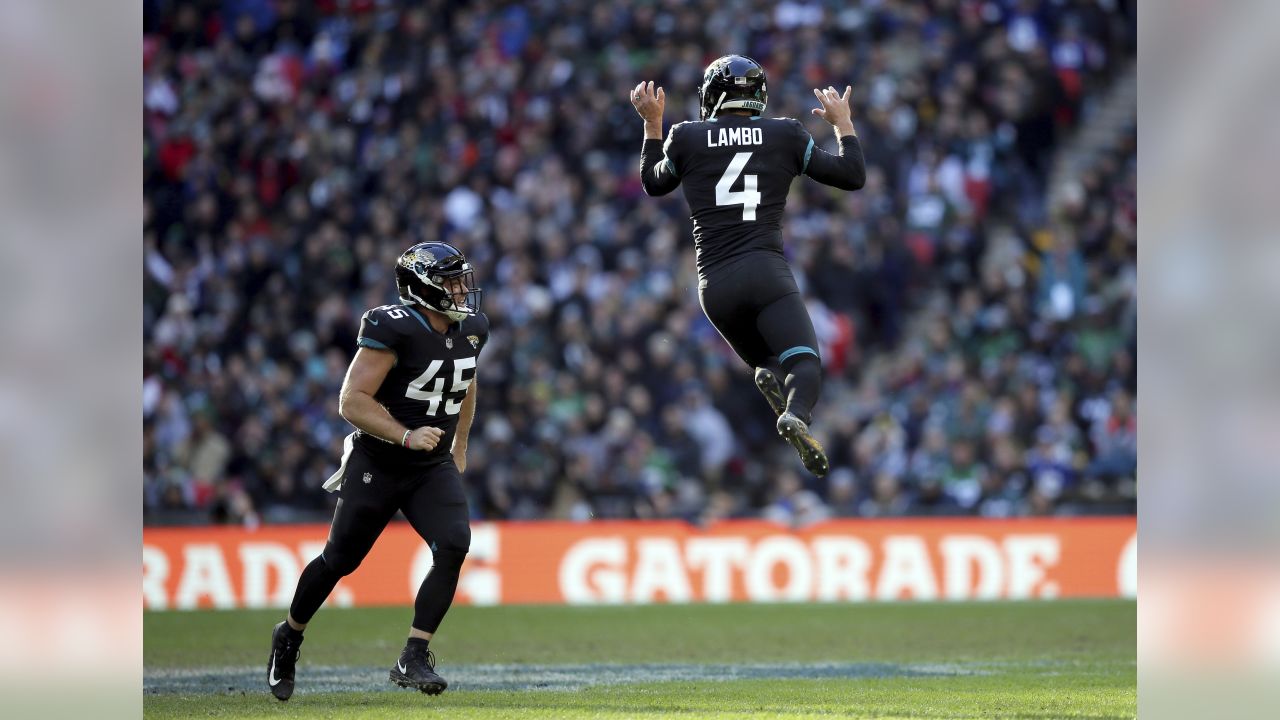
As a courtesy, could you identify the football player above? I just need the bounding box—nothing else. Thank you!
[266,242,488,700]
[631,55,866,477]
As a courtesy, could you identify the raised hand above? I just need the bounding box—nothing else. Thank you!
[811,85,855,135]
[631,80,666,124]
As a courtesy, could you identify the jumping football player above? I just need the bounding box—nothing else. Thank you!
[266,242,488,700]
[631,55,866,477]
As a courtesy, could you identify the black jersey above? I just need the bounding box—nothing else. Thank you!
[640,113,866,276]
[352,303,490,469]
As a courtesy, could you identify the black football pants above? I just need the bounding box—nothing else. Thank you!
[698,251,823,423]
[289,447,470,634]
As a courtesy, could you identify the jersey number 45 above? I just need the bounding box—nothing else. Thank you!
[405,357,475,416]
[716,152,762,221]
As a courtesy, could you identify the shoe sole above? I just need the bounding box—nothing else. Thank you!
[390,669,447,695]
[777,415,830,477]
[754,369,786,416]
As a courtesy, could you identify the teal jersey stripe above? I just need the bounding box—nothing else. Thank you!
[404,305,432,332]
[357,337,397,366]
[802,137,815,173]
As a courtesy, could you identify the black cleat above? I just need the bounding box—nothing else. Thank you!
[390,644,448,695]
[267,621,303,701]
[777,411,829,477]
[754,367,787,417]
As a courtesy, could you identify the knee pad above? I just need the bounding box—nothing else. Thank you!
[432,521,471,571]
[431,547,468,573]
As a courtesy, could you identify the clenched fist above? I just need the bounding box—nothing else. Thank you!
[405,426,444,451]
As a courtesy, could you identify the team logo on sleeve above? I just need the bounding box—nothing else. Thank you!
[468,335,480,348]
[362,472,373,484]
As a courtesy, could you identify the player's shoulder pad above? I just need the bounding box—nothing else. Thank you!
[359,303,420,346]
[461,312,491,352]
[772,116,808,133]
[362,303,421,327]
[463,311,491,335]
[665,120,691,145]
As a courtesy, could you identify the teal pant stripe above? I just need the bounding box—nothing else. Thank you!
[779,345,818,363]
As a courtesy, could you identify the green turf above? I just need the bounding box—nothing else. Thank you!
[144,600,1135,719]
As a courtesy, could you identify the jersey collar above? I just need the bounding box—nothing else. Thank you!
[404,304,460,334]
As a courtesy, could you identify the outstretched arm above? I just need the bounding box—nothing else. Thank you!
[632,81,681,196]
[804,85,866,191]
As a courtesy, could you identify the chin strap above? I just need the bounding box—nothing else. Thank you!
[709,91,726,119]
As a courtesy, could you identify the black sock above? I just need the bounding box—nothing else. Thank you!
[282,623,304,641]
[781,355,821,424]
[406,637,429,650]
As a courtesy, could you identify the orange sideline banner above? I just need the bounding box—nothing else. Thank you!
[142,518,1136,610]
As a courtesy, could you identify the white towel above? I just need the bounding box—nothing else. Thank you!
[322,432,356,493]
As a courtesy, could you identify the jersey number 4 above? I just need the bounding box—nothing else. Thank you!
[405,357,475,416]
[716,152,761,221]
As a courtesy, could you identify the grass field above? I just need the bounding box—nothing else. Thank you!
[144,600,1135,719]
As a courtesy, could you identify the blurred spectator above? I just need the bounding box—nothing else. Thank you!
[858,471,911,519]
[143,0,1136,525]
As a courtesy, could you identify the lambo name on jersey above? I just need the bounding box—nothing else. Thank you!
[663,114,814,273]
[353,303,489,468]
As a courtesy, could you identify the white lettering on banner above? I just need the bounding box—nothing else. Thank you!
[631,538,693,603]
[1118,533,1137,598]
[685,538,750,603]
[745,537,812,601]
[1004,535,1060,598]
[559,538,628,604]
[299,541,353,608]
[940,535,1005,600]
[240,543,301,609]
[554,532,1090,604]
[174,544,237,609]
[812,537,873,601]
[876,536,939,600]
[142,545,170,610]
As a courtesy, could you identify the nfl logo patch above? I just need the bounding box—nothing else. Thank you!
[362,472,372,484]
[446,337,454,349]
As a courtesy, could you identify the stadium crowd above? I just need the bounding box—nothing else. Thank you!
[143,0,1137,527]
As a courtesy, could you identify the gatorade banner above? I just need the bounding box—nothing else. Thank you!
[142,518,1136,610]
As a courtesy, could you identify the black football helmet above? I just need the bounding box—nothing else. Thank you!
[394,241,482,322]
[699,55,768,121]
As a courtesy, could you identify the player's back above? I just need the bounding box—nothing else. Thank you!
[664,114,811,274]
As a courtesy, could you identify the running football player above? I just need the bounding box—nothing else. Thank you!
[266,242,488,699]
